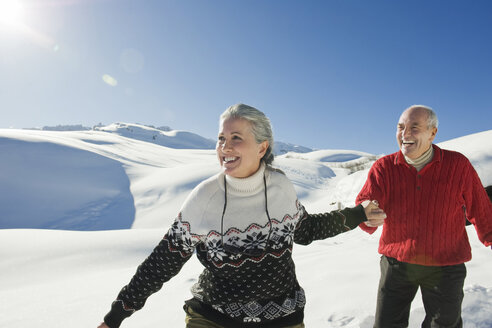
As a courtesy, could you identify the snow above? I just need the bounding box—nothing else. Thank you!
[94,122,217,150]
[274,141,314,155]
[27,122,317,156]
[0,126,491,328]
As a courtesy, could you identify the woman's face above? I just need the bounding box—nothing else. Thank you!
[216,117,268,178]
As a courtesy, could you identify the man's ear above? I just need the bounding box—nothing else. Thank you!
[430,127,438,141]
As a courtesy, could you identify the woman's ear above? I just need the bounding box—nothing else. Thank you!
[258,140,269,158]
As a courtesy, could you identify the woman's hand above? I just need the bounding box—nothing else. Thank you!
[97,323,110,328]
[362,200,386,227]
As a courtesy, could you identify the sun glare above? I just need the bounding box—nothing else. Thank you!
[0,0,24,27]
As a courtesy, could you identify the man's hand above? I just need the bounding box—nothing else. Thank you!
[362,200,386,227]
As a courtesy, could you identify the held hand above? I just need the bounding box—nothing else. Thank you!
[362,200,386,227]
[97,323,110,328]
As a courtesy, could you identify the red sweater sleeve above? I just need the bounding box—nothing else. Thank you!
[356,160,387,234]
[463,163,492,246]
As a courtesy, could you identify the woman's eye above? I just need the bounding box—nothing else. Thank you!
[232,135,241,140]
[218,136,225,142]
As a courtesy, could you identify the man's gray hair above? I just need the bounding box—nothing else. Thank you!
[220,103,275,165]
[407,105,439,129]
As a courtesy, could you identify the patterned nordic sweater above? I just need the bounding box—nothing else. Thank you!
[356,145,492,266]
[104,164,367,328]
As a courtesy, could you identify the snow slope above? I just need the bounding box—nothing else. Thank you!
[0,127,491,328]
[33,122,317,155]
[94,123,217,150]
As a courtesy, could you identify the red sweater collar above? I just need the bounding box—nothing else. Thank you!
[394,144,443,167]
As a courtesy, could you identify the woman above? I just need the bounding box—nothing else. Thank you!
[98,104,385,328]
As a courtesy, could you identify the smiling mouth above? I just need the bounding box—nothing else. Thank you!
[402,140,415,146]
[223,156,239,163]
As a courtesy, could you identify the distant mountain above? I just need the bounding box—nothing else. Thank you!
[94,122,216,149]
[273,141,313,155]
[27,122,314,154]
[29,124,92,131]
[94,123,316,154]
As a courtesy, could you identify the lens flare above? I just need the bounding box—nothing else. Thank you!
[0,0,24,27]
[102,74,118,87]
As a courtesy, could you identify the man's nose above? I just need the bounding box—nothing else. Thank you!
[402,128,410,138]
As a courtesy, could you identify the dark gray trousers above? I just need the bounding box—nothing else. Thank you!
[374,255,466,328]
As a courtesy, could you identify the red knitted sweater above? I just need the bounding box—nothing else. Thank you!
[357,145,492,266]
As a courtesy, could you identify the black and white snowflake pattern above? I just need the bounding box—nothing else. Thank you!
[211,289,306,323]
[168,218,195,253]
[271,221,296,249]
[206,238,227,261]
[241,230,268,252]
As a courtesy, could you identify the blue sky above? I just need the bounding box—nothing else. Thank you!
[1,0,491,155]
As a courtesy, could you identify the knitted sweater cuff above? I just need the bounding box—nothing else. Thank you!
[342,204,367,229]
[104,300,134,328]
[358,221,377,234]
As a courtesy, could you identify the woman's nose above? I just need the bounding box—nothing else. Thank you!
[221,140,232,151]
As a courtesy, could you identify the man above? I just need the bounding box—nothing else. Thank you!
[357,105,492,327]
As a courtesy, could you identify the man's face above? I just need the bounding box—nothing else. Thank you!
[396,107,437,160]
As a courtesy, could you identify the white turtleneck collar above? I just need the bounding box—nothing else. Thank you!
[405,145,434,172]
[222,162,266,196]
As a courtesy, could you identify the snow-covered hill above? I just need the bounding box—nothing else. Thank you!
[0,128,491,328]
[94,122,217,150]
[0,128,218,230]
[274,141,314,155]
[27,122,314,155]
[0,125,378,230]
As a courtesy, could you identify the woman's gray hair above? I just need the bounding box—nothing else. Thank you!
[407,105,439,129]
[220,103,275,165]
